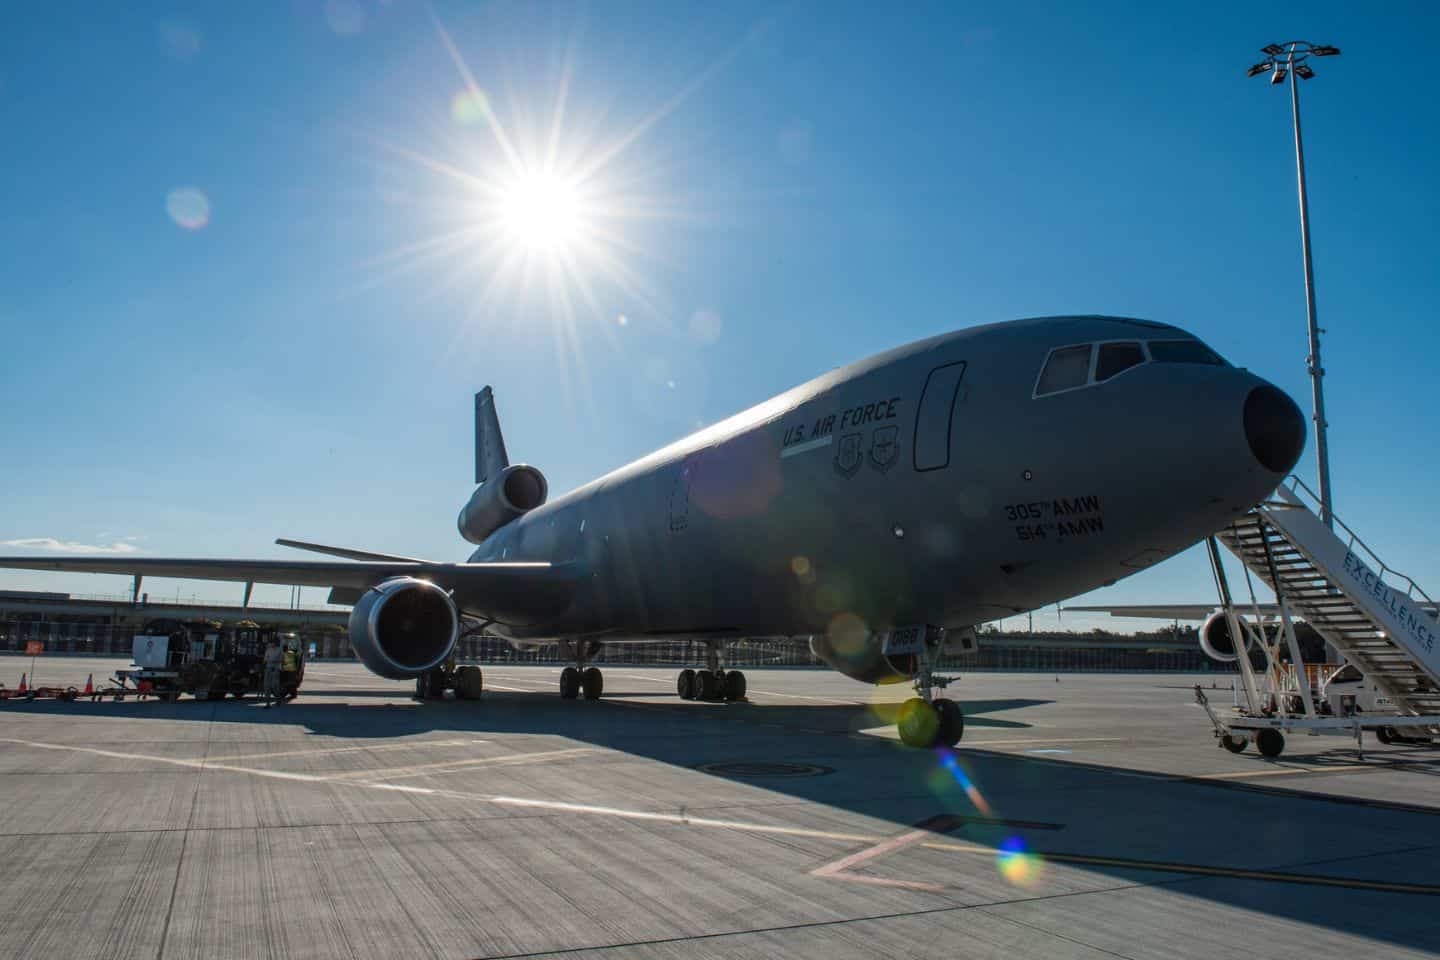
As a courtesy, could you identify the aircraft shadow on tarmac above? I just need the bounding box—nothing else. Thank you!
[6,688,1440,951]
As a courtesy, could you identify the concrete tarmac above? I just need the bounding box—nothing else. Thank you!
[2,658,1438,959]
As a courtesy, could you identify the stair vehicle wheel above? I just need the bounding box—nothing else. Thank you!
[1255,728,1285,758]
[560,666,580,700]
[722,670,747,702]
[1376,725,1398,745]
[676,669,695,700]
[1221,734,1248,754]
[455,666,484,701]
[933,698,964,747]
[897,697,941,749]
[696,670,720,702]
[581,667,604,700]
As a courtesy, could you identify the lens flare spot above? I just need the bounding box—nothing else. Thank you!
[996,836,1044,887]
[826,612,868,657]
[451,88,490,126]
[938,749,993,816]
[165,188,210,230]
[157,18,203,60]
[324,0,367,35]
[617,314,629,327]
[689,308,723,345]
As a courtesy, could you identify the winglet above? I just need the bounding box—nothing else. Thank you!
[475,386,510,485]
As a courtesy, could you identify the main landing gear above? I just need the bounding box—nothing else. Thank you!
[896,648,964,749]
[676,641,747,702]
[559,640,604,701]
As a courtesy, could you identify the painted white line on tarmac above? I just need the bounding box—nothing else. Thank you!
[339,747,602,782]
[219,738,480,762]
[0,736,881,847]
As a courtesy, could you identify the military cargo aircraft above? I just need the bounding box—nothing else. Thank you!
[0,315,1305,747]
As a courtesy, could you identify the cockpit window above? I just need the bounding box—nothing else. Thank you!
[1035,344,1092,396]
[1147,339,1225,366]
[1095,341,1145,382]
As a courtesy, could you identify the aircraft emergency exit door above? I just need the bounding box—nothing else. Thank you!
[913,361,966,471]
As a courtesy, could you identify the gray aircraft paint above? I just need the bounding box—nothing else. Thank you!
[465,315,1293,651]
[0,315,1301,687]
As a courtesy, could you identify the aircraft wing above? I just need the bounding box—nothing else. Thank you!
[1064,603,1266,620]
[0,555,580,625]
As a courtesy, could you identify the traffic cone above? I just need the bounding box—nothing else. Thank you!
[83,674,94,696]
[17,673,26,694]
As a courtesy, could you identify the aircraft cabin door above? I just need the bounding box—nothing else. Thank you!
[913,361,967,471]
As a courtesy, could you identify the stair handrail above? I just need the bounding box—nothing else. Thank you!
[1277,475,1436,611]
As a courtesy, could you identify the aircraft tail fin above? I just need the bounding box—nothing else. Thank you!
[474,386,510,485]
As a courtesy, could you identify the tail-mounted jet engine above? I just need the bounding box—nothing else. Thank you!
[457,464,548,545]
[348,577,459,679]
[1199,610,1256,663]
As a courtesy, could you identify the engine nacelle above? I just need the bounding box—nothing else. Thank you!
[809,629,915,685]
[457,464,548,545]
[348,577,459,679]
[1199,611,1255,663]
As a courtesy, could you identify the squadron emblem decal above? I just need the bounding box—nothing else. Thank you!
[834,432,863,477]
[869,425,898,473]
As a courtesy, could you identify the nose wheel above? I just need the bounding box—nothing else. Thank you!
[895,638,964,748]
[897,696,964,748]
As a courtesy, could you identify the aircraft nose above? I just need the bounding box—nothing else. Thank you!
[1243,384,1305,474]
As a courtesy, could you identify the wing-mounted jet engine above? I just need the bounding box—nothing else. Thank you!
[348,577,459,679]
[1198,610,1257,663]
[456,387,548,545]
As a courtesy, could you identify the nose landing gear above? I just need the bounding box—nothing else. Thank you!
[895,639,964,749]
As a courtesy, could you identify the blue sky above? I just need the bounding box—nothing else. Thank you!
[1,1,1437,627]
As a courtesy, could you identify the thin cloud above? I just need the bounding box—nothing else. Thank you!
[0,538,140,555]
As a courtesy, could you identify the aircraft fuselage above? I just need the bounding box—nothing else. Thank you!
[465,315,1303,669]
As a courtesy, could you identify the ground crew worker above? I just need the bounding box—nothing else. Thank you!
[262,639,283,708]
[281,644,298,696]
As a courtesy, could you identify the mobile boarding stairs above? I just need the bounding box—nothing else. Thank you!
[1194,476,1440,758]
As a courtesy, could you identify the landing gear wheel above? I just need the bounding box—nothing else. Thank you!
[676,669,696,700]
[696,670,720,702]
[722,670,747,702]
[1221,734,1249,754]
[455,666,484,701]
[560,667,580,700]
[581,667,604,700]
[897,697,941,749]
[933,698,963,747]
[1376,725,1398,745]
[1256,728,1285,758]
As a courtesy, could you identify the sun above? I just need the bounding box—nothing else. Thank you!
[496,171,588,254]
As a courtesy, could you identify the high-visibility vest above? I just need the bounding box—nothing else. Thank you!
[282,650,297,671]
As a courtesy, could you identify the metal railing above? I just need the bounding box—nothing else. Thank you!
[1279,474,1435,609]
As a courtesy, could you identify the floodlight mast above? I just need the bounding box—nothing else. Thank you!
[1248,40,1341,529]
